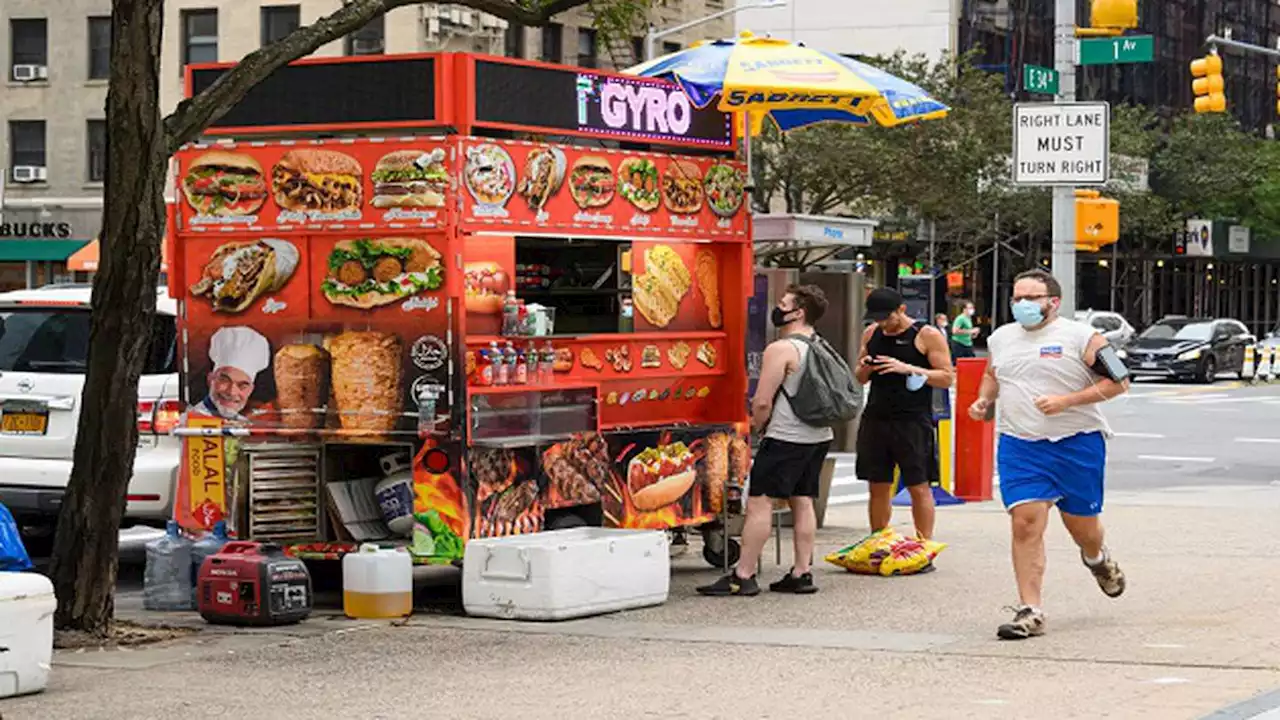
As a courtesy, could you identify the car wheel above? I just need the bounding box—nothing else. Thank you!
[1199,357,1217,384]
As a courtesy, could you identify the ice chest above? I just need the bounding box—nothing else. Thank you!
[463,528,668,621]
[0,571,55,698]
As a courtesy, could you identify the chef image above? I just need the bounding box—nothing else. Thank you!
[192,326,270,422]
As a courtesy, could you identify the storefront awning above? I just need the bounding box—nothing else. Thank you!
[67,239,168,272]
[0,239,90,262]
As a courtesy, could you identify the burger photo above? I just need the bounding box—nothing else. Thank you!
[272,149,364,213]
[569,156,616,209]
[371,149,449,209]
[181,150,268,217]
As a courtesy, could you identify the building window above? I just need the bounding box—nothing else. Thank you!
[88,17,111,80]
[662,41,681,55]
[344,15,384,55]
[632,36,645,63]
[10,121,47,170]
[87,120,107,183]
[181,9,218,65]
[540,23,562,63]
[577,28,597,68]
[261,5,300,46]
[505,23,525,58]
[11,19,48,69]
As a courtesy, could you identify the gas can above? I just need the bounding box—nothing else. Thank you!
[342,544,413,619]
[197,542,312,626]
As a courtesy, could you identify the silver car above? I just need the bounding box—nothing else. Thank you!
[1075,310,1136,347]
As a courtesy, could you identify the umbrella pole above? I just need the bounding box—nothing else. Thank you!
[742,111,753,198]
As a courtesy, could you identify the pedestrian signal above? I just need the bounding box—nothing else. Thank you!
[1191,54,1226,113]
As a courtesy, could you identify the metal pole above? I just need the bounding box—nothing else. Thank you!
[1051,0,1077,313]
[992,221,1000,325]
[929,219,937,317]
[645,26,656,62]
[1109,240,1118,311]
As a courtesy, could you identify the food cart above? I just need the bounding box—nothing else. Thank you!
[169,53,752,568]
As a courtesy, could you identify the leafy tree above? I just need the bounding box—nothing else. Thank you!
[58,0,644,638]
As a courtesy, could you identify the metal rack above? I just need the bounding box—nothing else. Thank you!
[246,443,322,543]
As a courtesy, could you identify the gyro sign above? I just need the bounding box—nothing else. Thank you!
[577,73,732,148]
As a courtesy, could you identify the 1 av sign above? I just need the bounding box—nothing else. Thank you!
[1078,35,1155,66]
[1023,65,1059,95]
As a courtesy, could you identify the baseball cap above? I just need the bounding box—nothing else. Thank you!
[864,287,904,322]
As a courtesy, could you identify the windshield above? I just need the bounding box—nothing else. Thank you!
[1139,321,1213,342]
[0,308,176,374]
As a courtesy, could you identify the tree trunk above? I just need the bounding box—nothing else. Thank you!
[50,0,167,634]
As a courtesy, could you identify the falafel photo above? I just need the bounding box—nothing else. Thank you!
[320,237,444,310]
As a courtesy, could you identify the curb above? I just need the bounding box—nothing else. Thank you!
[1201,688,1280,720]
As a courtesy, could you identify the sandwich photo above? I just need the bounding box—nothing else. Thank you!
[617,157,660,213]
[189,239,299,313]
[641,344,661,368]
[181,150,268,217]
[631,245,692,328]
[569,156,616,209]
[628,442,697,512]
[370,149,448,209]
[322,237,443,310]
[518,146,567,211]
[696,341,717,368]
[271,149,363,213]
[661,160,705,214]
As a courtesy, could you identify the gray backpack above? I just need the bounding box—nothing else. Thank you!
[782,334,863,427]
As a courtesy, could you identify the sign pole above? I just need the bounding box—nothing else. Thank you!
[1052,0,1077,313]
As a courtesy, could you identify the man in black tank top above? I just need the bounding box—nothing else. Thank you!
[855,288,955,541]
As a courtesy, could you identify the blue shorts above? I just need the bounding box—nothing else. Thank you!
[998,432,1106,517]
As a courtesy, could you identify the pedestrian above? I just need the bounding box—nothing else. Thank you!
[855,288,954,541]
[968,269,1129,641]
[934,313,950,340]
[698,285,835,597]
[951,301,980,360]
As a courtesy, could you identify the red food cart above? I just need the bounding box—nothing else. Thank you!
[170,52,752,567]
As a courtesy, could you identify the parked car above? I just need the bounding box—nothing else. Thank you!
[0,286,179,542]
[1119,316,1254,383]
[1075,310,1136,348]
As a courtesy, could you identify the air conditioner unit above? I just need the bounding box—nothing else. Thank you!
[450,8,462,24]
[428,18,440,35]
[12,64,48,82]
[351,37,384,54]
[11,166,48,183]
[460,10,473,25]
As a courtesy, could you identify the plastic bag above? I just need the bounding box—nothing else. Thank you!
[0,501,32,571]
[825,527,946,577]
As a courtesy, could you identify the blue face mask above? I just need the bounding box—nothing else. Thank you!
[905,374,927,392]
[1011,299,1045,327]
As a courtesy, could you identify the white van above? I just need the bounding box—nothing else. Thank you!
[0,285,180,539]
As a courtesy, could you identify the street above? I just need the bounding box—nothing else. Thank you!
[5,378,1280,720]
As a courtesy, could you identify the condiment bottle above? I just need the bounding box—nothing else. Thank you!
[515,345,529,385]
[477,349,493,386]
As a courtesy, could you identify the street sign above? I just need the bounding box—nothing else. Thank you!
[1078,35,1155,66]
[1013,102,1111,186]
[1023,64,1060,95]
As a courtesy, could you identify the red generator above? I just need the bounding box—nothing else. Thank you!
[197,542,313,626]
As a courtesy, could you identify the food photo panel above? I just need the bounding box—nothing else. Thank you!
[183,235,311,323]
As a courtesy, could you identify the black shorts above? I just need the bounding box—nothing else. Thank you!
[856,417,936,487]
[749,438,831,499]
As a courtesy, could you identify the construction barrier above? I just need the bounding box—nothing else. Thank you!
[954,358,995,502]
[1260,346,1275,383]
[1243,345,1256,382]
[892,387,964,507]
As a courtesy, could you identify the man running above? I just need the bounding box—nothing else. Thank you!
[969,269,1129,640]
[855,288,954,541]
[698,285,833,597]
[951,301,980,360]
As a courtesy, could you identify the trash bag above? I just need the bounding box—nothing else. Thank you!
[825,527,946,577]
[0,501,33,571]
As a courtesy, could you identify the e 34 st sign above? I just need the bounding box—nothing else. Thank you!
[1012,102,1110,186]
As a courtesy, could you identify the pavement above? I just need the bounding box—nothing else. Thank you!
[6,378,1280,720]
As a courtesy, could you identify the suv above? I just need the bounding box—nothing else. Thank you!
[1120,316,1254,383]
[1075,310,1136,348]
[0,286,180,538]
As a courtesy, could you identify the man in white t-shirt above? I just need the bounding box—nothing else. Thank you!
[968,269,1129,640]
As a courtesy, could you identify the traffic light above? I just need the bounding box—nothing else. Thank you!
[1191,54,1226,113]
[1090,0,1139,31]
[1075,190,1120,253]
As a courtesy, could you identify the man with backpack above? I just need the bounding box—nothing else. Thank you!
[855,288,955,541]
[698,284,860,597]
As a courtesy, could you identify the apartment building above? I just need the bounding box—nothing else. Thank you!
[734,0,962,58]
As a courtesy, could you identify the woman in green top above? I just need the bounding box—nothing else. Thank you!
[951,301,980,360]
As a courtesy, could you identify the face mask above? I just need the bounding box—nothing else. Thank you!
[771,307,794,328]
[905,374,927,392]
[1011,299,1045,327]
[966,308,975,316]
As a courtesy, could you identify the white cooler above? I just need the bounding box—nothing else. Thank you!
[463,528,669,621]
[0,571,55,698]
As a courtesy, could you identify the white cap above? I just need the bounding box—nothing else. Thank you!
[209,327,270,377]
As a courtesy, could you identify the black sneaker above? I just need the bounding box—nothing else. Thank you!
[769,569,819,594]
[696,573,760,597]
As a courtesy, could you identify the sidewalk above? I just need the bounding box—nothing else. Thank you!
[5,485,1280,720]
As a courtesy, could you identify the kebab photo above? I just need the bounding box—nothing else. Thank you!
[181,150,269,217]
[189,239,299,313]
[370,149,448,209]
[321,237,443,310]
[518,146,567,211]
[271,149,363,213]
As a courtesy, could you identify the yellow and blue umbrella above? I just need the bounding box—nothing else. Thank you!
[625,32,949,132]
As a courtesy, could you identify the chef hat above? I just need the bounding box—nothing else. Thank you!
[209,327,270,378]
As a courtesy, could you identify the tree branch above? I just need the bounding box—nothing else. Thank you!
[163,0,592,152]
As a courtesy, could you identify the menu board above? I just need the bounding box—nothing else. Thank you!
[174,138,454,233]
[457,139,749,239]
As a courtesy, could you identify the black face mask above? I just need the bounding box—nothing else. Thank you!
[771,307,794,328]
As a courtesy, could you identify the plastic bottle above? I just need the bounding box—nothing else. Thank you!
[190,520,230,606]
[144,521,194,611]
[515,345,529,385]
[540,341,556,385]
[477,348,493,386]
[492,341,508,386]
[503,342,517,383]
[342,544,413,619]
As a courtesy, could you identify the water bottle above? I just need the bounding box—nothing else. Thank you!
[190,521,230,606]
[143,521,194,611]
